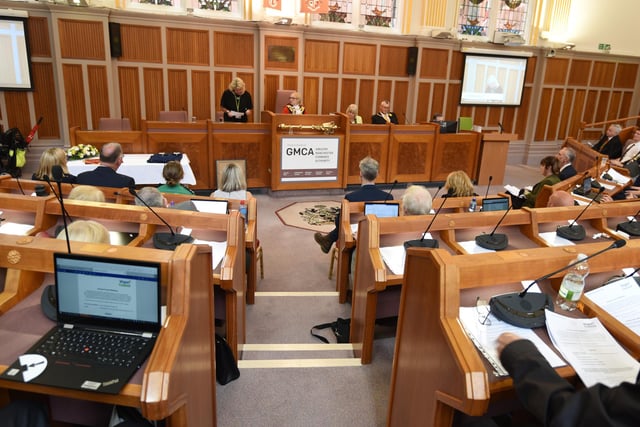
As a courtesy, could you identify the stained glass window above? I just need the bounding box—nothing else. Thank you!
[457,0,491,37]
[129,0,240,14]
[495,0,528,34]
[360,0,397,28]
[318,0,353,24]
[313,0,398,29]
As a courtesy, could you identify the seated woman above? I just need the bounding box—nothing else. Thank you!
[56,219,110,244]
[282,92,305,114]
[346,104,363,124]
[443,170,476,197]
[212,163,252,200]
[32,147,76,183]
[158,160,194,195]
[68,185,105,202]
[522,156,560,208]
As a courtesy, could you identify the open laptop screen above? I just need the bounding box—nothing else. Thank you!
[364,202,400,218]
[54,253,161,332]
[191,199,229,214]
[482,197,509,211]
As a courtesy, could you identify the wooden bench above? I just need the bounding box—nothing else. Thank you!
[0,236,216,426]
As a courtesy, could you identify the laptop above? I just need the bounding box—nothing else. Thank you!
[191,199,229,214]
[481,197,509,211]
[1,253,161,394]
[364,202,400,218]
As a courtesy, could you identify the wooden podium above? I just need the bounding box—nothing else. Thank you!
[476,133,517,185]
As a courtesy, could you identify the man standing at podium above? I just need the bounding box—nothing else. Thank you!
[314,156,391,253]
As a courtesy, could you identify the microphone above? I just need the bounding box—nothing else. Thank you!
[403,193,446,249]
[489,239,626,328]
[603,265,640,286]
[25,116,43,144]
[474,205,512,251]
[556,187,605,241]
[616,206,640,236]
[50,165,71,254]
[483,175,493,202]
[497,122,504,134]
[128,187,193,250]
[385,179,398,201]
[432,185,443,200]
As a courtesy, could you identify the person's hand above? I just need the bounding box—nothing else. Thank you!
[600,194,613,203]
[496,332,521,356]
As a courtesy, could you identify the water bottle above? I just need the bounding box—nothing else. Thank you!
[469,197,477,212]
[556,254,590,311]
[239,200,248,227]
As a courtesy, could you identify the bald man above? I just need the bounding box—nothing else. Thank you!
[76,142,135,188]
[547,190,576,207]
[371,100,399,124]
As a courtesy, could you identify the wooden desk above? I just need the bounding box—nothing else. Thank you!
[0,237,216,426]
[431,131,481,182]
[388,241,640,426]
[477,133,517,185]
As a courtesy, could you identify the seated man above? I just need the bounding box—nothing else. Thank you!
[592,124,623,159]
[556,147,577,180]
[134,186,195,211]
[610,128,640,178]
[547,190,576,207]
[371,100,399,124]
[76,142,135,188]
[313,156,391,253]
[401,185,433,215]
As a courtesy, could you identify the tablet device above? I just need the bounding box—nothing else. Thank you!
[481,197,509,211]
[364,202,400,218]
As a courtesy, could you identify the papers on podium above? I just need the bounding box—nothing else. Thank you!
[585,275,640,337]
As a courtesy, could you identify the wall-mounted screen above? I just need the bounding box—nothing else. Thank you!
[0,15,34,91]
[459,53,527,107]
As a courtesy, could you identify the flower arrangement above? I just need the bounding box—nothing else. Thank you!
[67,144,99,160]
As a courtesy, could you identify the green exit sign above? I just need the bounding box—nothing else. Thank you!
[598,43,611,50]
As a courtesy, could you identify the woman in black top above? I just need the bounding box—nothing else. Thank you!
[32,147,76,183]
[220,77,253,122]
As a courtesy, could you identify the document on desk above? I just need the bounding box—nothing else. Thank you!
[192,239,227,270]
[458,240,495,254]
[603,168,630,185]
[0,222,33,235]
[539,231,575,247]
[380,245,406,275]
[459,307,565,377]
[545,309,640,388]
[585,276,640,337]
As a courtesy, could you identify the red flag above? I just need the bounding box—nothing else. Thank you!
[264,0,281,10]
[300,0,328,14]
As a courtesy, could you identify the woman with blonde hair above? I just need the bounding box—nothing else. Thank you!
[56,220,110,244]
[68,185,105,202]
[32,147,76,183]
[346,104,363,124]
[220,77,253,122]
[444,170,476,197]
[158,161,194,195]
[212,163,251,200]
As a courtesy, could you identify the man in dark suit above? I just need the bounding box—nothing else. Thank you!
[76,142,135,188]
[371,100,399,125]
[314,156,391,253]
[592,124,623,159]
[556,147,577,180]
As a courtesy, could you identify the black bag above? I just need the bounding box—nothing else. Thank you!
[215,334,240,385]
[310,317,350,343]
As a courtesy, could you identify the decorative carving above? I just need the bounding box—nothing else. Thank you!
[7,249,21,265]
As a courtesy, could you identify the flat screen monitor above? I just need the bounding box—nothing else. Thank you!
[460,53,528,106]
[481,197,509,211]
[0,14,34,91]
[440,120,458,134]
[364,202,400,218]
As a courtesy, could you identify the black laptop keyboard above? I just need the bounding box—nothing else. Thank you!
[35,328,153,368]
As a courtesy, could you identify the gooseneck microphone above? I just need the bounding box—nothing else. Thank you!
[128,187,193,250]
[616,206,640,236]
[385,179,398,201]
[489,239,626,329]
[483,175,493,202]
[51,165,71,254]
[556,187,605,241]
[404,190,446,249]
[475,205,512,251]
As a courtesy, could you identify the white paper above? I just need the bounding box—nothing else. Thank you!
[459,240,495,254]
[459,307,565,376]
[520,279,542,294]
[539,231,575,247]
[0,222,33,235]
[545,310,640,388]
[503,184,520,197]
[350,223,358,238]
[585,277,640,337]
[380,245,406,275]
[192,239,227,270]
[603,168,630,185]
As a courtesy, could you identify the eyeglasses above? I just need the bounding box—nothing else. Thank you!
[476,297,492,325]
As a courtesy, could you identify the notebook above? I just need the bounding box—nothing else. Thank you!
[481,197,509,211]
[364,202,400,218]
[1,253,161,394]
[191,199,229,214]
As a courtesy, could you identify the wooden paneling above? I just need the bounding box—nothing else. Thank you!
[614,63,638,88]
[322,78,339,114]
[379,45,408,77]
[120,25,162,63]
[544,58,569,85]
[431,83,446,118]
[502,108,516,134]
[237,72,254,97]
[431,132,480,181]
[420,48,448,79]
[168,69,188,111]
[525,56,537,84]
[304,40,339,73]
[547,88,564,140]
[583,90,598,124]
[377,81,392,107]
[595,91,611,120]
[143,68,164,121]
[4,92,30,135]
[62,64,87,129]
[167,28,209,66]
[214,32,253,68]
[567,89,587,136]
[387,126,435,182]
[591,61,615,87]
[558,89,574,139]
[340,78,357,113]
[264,36,297,71]
[283,76,298,91]
[621,92,634,119]
[214,71,233,114]
[447,83,462,122]
[118,67,142,130]
[147,132,209,188]
[343,43,376,75]
[263,74,279,113]
[303,77,319,114]
[568,59,591,86]
[31,62,60,139]
[359,79,375,122]
[535,88,553,140]
[192,71,211,121]
[609,91,622,119]
[416,83,431,123]
[394,81,409,124]
[450,51,463,80]
[28,17,51,58]
[58,19,105,60]
[87,65,110,130]
[347,127,389,184]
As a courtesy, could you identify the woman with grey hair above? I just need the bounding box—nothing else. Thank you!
[212,163,252,200]
[220,77,253,122]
